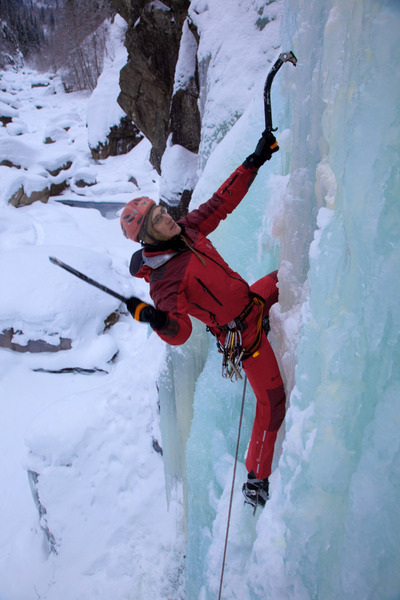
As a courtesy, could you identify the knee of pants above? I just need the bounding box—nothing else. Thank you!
[267,383,286,431]
[250,272,279,312]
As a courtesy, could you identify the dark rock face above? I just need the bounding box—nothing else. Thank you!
[0,328,72,352]
[160,188,192,222]
[0,115,13,126]
[90,116,144,160]
[111,0,200,175]
[7,159,74,207]
[8,187,51,207]
[170,85,201,153]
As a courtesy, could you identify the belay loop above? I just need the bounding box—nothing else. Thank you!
[221,325,244,381]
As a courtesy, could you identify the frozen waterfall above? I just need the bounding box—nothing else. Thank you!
[169,1,400,599]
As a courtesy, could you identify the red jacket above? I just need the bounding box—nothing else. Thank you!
[130,164,258,345]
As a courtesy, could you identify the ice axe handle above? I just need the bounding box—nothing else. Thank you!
[49,256,129,304]
[264,51,297,133]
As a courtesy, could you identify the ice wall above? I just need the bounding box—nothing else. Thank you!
[179,1,400,599]
[263,2,400,598]
[158,319,209,505]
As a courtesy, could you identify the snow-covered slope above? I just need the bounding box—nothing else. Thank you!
[0,18,185,600]
[0,2,399,600]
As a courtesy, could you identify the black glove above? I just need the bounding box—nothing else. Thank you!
[126,296,168,331]
[243,131,279,169]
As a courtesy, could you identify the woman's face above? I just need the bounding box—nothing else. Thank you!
[147,206,182,241]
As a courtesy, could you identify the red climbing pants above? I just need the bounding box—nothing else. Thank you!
[242,271,286,479]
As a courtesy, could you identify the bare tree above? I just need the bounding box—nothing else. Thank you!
[40,0,115,91]
[0,0,43,64]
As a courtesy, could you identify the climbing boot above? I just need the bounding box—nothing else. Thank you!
[242,471,269,511]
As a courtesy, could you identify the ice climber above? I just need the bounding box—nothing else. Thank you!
[120,131,286,509]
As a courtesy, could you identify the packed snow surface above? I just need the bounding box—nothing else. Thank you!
[0,2,399,600]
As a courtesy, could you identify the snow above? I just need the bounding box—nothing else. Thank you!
[0,99,19,118]
[87,16,127,149]
[0,30,181,599]
[173,18,198,95]
[148,1,171,12]
[159,135,199,205]
[189,0,283,165]
[1,0,400,599]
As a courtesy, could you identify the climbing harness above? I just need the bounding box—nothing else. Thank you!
[217,294,265,381]
[218,375,248,600]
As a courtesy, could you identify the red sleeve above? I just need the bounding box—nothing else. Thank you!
[151,284,193,346]
[181,164,257,237]
[155,312,192,346]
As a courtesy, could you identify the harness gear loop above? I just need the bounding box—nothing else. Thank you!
[218,375,248,600]
[217,294,266,380]
[221,328,244,381]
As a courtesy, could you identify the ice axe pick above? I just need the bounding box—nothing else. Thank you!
[264,51,297,133]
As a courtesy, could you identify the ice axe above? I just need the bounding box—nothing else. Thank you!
[49,256,129,303]
[264,51,297,133]
[49,256,165,328]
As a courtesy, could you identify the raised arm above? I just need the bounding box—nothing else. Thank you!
[182,164,257,237]
[181,130,278,237]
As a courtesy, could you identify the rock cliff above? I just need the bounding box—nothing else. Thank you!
[111,0,201,215]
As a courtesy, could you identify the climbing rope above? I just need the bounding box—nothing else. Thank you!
[218,375,248,600]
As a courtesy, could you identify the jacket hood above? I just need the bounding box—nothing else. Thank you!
[130,223,188,279]
[129,247,180,280]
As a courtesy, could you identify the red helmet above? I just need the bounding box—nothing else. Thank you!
[120,197,156,242]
